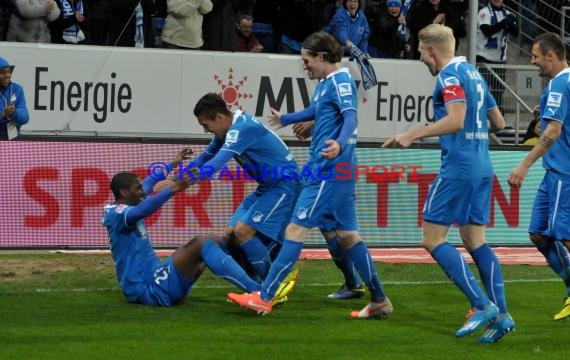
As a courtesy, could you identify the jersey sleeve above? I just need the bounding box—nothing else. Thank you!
[440,75,466,105]
[485,87,497,110]
[221,119,262,155]
[542,79,568,124]
[478,8,491,27]
[334,75,357,113]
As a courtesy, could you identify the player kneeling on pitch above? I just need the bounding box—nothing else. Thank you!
[102,148,261,306]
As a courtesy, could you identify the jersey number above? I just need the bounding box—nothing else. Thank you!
[476,83,484,129]
[154,266,170,285]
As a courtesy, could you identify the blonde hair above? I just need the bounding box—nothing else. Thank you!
[418,24,455,54]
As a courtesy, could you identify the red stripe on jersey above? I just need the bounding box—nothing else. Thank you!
[442,85,466,103]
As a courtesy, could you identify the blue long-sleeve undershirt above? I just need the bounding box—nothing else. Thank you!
[125,187,173,226]
[280,107,316,126]
[337,109,357,149]
[141,162,175,194]
[201,150,234,174]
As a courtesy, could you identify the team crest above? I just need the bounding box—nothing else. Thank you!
[252,211,264,223]
[297,208,308,220]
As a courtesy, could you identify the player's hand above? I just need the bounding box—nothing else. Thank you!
[171,148,193,166]
[292,121,314,140]
[507,165,529,189]
[267,107,283,129]
[154,178,175,193]
[3,103,15,118]
[433,13,445,25]
[320,139,340,159]
[382,132,414,148]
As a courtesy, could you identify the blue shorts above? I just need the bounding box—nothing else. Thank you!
[422,176,491,227]
[291,180,359,231]
[137,257,194,307]
[228,180,298,241]
[529,171,570,240]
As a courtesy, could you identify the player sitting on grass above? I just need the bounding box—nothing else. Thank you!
[102,149,262,306]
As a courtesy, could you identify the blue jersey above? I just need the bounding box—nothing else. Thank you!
[433,56,496,179]
[204,111,297,188]
[539,68,570,177]
[306,68,358,182]
[102,203,161,302]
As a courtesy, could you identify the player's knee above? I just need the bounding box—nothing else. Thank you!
[187,233,220,247]
[233,223,256,242]
[529,233,549,247]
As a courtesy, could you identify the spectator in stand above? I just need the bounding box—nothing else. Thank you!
[108,0,155,47]
[7,0,61,43]
[275,0,337,54]
[0,0,12,40]
[366,0,411,59]
[50,0,87,44]
[83,0,111,45]
[202,0,238,51]
[0,57,29,139]
[323,0,369,56]
[236,14,263,52]
[522,106,541,146]
[161,0,213,49]
[476,0,518,114]
[407,0,466,59]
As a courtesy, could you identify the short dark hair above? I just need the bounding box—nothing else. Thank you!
[534,32,567,61]
[193,93,232,119]
[111,172,138,201]
[239,14,253,23]
[302,31,343,64]
[343,0,361,12]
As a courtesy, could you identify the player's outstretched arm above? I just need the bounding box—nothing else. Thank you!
[383,102,465,148]
[267,106,316,130]
[143,148,193,194]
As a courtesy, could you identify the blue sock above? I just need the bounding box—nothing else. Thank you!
[327,236,361,288]
[431,242,488,309]
[260,239,303,301]
[471,243,508,313]
[239,235,270,280]
[346,241,386,302]
[201,239,260,293]
[538,240,570,296]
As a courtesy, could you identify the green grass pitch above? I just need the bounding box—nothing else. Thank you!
[0,253,567,359]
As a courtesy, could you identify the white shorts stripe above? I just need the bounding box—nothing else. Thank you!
[308,181,326,218]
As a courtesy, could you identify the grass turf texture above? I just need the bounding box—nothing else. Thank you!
[0,253,566,359]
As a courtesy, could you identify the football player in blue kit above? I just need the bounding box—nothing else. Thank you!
[228,31,392,318]
[508,32,570,321]
[383,24,514,342]
[286,71,365,300]
[187,93,300,302]
[102,149,261,306]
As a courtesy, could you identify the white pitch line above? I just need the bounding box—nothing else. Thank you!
[0,278,560,295]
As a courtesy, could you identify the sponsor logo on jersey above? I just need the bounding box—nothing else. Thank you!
[546,92,562,108]
[443,76,460,87]
[225,130,239,146]
[338,83,352,97]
